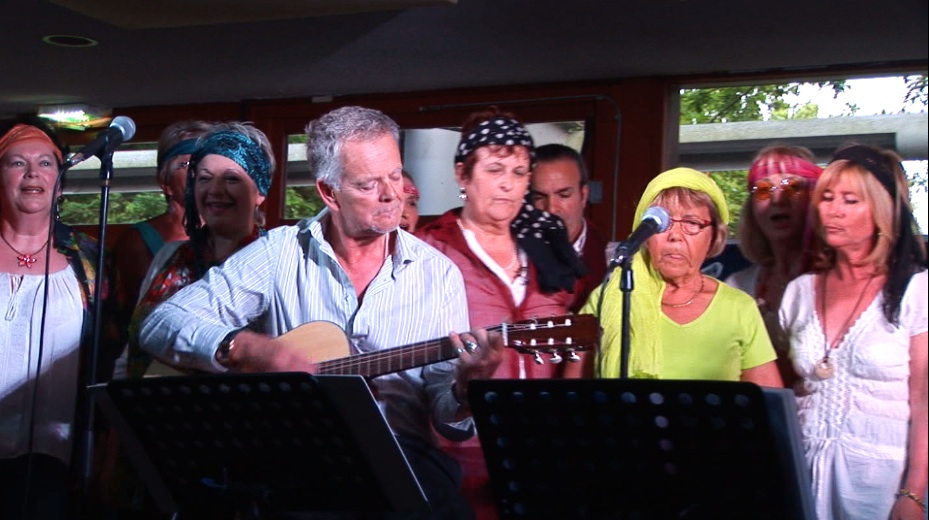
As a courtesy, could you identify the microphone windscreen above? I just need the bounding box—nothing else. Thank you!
[642,206,671,232]
[111,115,137,142]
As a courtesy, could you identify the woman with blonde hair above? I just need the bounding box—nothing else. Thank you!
[780,144,927,520]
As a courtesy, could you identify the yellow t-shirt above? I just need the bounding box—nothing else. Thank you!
[655,282,775,380]
[584,278,776,380]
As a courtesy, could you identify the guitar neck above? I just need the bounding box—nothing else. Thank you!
[316,324,504,378]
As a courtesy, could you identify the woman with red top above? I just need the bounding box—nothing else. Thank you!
[416,107,585,519]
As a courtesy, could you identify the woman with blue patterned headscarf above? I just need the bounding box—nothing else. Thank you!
[125,121,275,379]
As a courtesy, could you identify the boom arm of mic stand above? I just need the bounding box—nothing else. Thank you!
[618,257,634,380]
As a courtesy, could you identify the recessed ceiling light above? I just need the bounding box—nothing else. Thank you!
[42,34,98,48]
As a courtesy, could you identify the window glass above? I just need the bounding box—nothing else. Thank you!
[282,121,586,221]
[58,141,164,225]
[282,134,325,220]
[678,74,928,238]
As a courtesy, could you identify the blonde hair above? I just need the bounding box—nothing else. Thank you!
[809,155,905,271]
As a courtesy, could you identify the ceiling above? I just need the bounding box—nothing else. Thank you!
[2,0,926,119]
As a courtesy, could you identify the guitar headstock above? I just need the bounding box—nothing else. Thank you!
[502,314,600,365]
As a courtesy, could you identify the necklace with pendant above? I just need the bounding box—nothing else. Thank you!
[815,271,875,379]
[0,233,48,269]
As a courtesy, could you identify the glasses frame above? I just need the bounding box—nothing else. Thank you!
[750,177,809,201]
[167,159,190,173]
[661,217,713,236]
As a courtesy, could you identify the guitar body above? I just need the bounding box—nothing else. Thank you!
[144,321,351,377]
[272,321,352,362]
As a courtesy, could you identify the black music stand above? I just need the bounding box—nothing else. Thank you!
[91,373,429,519]
[468,379,814,520]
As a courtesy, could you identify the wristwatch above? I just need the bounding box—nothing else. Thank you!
[214,329,240,367]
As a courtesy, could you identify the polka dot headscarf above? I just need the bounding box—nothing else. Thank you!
[511,195,587,294]
[454,117,535,164]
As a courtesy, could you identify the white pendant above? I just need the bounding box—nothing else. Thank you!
[814,357,835,379]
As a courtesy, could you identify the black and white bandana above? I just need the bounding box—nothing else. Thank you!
[511,196,587,294]
[454,117,535,164]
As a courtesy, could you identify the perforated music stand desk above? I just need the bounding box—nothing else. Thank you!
[91,372,429,518]
[468,379,814,520]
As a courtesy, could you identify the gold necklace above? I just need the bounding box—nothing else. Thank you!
[814,272,875,380]
[0,233,48,269]
[662,276,705,308]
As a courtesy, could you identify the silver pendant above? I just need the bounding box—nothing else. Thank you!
[814,357,835,379]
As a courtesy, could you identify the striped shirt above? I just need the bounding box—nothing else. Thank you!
[140,209,473,443]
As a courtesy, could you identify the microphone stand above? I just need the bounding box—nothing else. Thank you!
[597,252,636,381]
[617,257,634,380]
[71,149,115,513]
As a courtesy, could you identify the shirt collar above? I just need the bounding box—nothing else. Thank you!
[573,220,588,256]
[301,207,418,268]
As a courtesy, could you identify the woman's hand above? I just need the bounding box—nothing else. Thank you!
[890,492,925,520]
[894,331,929,520]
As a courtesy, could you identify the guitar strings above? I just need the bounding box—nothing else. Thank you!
[317,322,576,373]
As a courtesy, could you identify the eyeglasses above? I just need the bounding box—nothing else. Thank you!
[170,160,190,172]
[751,177,809,201]
[662,217,713,235]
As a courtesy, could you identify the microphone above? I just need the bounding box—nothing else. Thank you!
[609,206,671,267]
[63,116,137,168]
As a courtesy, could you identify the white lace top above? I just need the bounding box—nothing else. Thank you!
[779,269,928,520]
[0,266,83,464]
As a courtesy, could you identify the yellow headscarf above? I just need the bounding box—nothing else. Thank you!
[591,167,729,378]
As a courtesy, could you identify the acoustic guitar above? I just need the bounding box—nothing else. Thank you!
[271,314,600,378]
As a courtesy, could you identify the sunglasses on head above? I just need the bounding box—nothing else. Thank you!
[750,177,809,201]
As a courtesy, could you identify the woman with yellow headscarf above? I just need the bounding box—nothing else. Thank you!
[579,167,782,385]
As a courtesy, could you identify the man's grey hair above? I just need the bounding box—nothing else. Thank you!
[304,106,400,190]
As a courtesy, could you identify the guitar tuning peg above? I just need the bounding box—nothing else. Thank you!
[566,349,581,363]
[532,351,544,365]
[549,351,563,364]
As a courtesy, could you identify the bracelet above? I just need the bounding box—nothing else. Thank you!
[215,330,240,367]
[896,489,927,511]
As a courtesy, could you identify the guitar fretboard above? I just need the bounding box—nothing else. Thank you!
[317,324,507,377]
